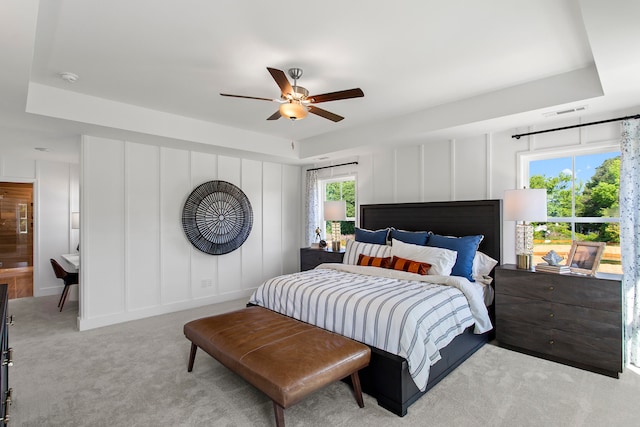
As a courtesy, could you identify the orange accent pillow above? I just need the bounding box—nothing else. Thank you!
[389,256,431,275]
[357,254,392,268]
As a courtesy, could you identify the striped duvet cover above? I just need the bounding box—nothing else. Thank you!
[248,263,492,391]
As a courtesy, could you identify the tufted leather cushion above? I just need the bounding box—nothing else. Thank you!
[184,306,371,409]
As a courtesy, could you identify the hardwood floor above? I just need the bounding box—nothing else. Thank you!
[0,266,34,299]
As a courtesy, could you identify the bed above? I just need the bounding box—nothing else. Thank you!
[250,199,502,416]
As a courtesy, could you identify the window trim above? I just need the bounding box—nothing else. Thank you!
[516,140,620,188]
[518,140,621,239]
[319,174,357,223]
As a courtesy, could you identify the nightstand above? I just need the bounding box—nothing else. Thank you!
[300,247,345,271]
[495,264,623,378]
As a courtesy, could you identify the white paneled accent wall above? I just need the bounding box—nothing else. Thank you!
[262,163,284,280]
[330,108,634,267]
[79,136,301,330]
[126,143,161,311]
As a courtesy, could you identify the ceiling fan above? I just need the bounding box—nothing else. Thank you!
[220,67,364,122]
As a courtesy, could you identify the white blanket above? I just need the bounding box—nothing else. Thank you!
[249,263,492,391]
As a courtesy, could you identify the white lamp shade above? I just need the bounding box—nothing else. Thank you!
[503,189,547,222]
[71,212,80,229]
[324,200,346,221]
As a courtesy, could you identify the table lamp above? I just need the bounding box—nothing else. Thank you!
[324,200,346,251]
[504,189,547,269]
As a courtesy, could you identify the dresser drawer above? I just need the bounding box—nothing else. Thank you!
[497,318,622,373]
[496,293,621,338]
[495,269,621,312]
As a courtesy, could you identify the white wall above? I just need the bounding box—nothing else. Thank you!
[317,107,637,266]
[0,156,79,297]
[79,136,301,330]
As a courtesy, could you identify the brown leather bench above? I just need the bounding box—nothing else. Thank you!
[184,306,371,427]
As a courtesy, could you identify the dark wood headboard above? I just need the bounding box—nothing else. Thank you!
[360,200,502,265]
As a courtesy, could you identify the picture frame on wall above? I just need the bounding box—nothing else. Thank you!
[567,241,606,276]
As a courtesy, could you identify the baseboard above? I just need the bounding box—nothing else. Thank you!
[78,289,253,331]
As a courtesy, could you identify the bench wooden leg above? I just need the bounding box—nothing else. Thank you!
[273,401,285,427]
[187,343,198,372]
[350,371,364,408]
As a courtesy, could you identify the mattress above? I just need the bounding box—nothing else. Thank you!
[248,263,492,391]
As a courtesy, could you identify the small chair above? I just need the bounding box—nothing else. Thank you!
[50,258,79,311]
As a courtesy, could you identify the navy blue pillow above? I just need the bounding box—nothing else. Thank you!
[355,227,389,245]
[427,233,484,281]
[389,228,430,246]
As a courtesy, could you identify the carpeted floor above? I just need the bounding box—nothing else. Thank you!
[7,295,640,426]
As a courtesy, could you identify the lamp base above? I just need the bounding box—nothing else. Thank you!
[516,254,533,270]
[332,240,341,251]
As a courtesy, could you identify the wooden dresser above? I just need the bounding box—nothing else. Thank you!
[300,247,345,271]
[495,264,622,378]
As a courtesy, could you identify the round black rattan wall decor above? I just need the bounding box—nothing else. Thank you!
[182,180,253,255]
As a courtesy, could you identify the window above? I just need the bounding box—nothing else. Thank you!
[321,176,356,243]
[523,148,621,274]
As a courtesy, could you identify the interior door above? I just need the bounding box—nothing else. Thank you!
[0,182,34,299]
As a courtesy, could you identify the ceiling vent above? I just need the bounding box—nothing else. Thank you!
[543,105,587,118]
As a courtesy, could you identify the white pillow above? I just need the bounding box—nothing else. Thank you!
[390,239,457,276]
[343,239,391,265]
[472,251,498,277]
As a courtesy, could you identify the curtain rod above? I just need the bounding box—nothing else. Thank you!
[512,114,640,139]
[306,161,358,172]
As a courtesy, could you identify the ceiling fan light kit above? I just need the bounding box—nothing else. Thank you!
[220,67,364,122]
[279,101,308,120]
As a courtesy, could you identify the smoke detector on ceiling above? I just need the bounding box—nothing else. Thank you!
[543,105,588,118]
[59,72,79,83]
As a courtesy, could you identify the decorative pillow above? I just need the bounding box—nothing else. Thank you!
[390,239,457,276]
[389,228,430,245]
[389,256,430,275]
[427,233,484,281]
[355,227,389,245]
[357,254,392,268]
[343,239,392,265]
[472,251,498,277]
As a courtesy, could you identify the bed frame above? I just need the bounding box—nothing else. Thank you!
[355,199,502,416]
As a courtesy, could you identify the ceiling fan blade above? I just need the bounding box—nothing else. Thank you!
[308,105,344,122]
[267,67,293,97]
[267,110,281,120]
[308,88,364,104]
[220,93,275,102]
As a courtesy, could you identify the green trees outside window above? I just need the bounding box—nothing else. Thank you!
[324,179,355,237]
[528,151,620,273]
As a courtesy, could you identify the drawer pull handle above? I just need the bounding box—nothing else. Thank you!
[549,340,555,345]
[1,388,11,423]
[548,286,554,291]
[549,313,554,318]
[2,347,12,367]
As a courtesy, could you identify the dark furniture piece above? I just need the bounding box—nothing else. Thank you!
[50,258,79,312]
[495,264,622,378]
[300,247,345,271]
[353,200,502,416]
[184,306,370,427]
[1,284,11,426]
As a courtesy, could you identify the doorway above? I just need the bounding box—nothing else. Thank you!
[0,182,34,299]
